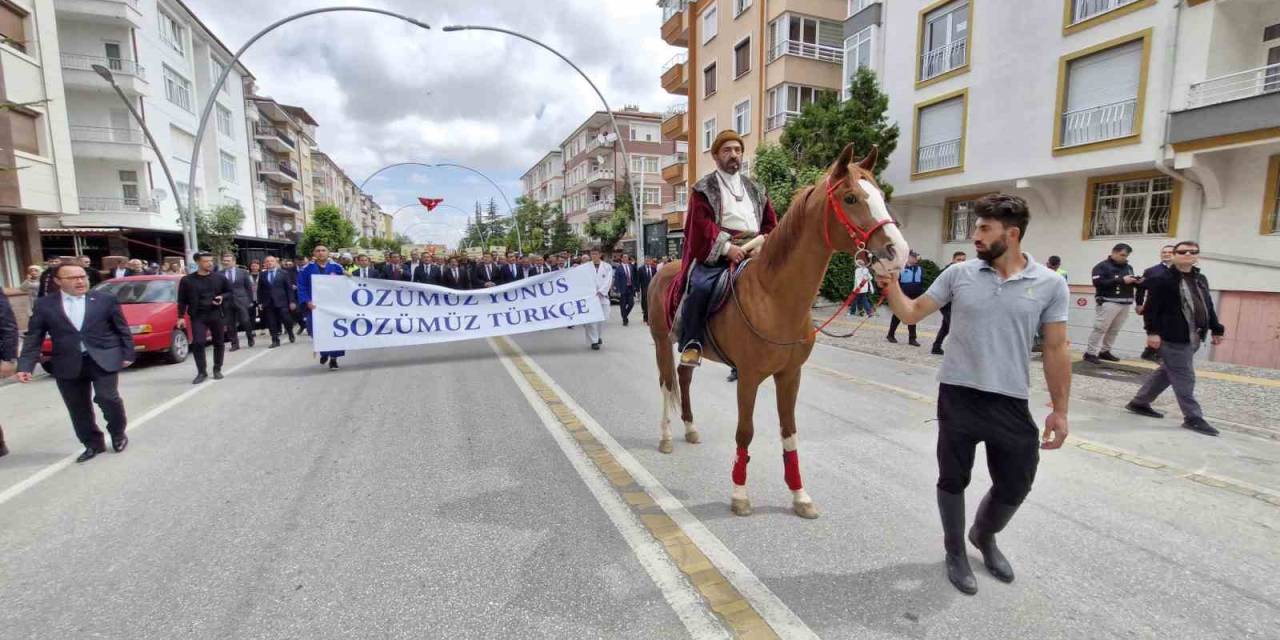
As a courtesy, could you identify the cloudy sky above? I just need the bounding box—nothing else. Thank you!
[186,0,682,248]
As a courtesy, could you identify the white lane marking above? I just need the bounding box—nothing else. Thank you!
[0,349,275,508]
[487,338,729,640]
[504,338,821,640]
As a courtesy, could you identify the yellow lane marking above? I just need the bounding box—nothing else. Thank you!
[802,363,1280,509]
[492,336,782,639]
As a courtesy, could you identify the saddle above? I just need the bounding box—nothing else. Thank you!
[670,258,752,366]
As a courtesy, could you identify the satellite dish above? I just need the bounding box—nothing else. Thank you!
[152,189,168,202]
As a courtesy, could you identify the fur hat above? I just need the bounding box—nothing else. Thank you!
[710,129,745,155]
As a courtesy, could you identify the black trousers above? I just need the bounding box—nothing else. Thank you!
[679,262,725,350]
[888,315,917,342]
[261,304,295,341]
[936,384,1040,506]
[619,287,635,322]
[190,314,226,374]
[933,307,952,349]
[639,285,650,321]
[223,302,253,347]
[54,354,126,448]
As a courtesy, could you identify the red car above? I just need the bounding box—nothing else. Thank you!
[40,275,192,371]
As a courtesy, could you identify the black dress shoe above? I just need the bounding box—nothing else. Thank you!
[1125,401,1164,419]
[192,373,208,384]
[908,340,922,347]
[248,336,256,347]
[1182,418,1220,436]
[213,370,224,380]
[590,342,601,351]
[76,447,101,463]
[727,369,739,382]
[329,359,339,370]
[269,341,280,349]
[320,354,329,365]
[886,335,898,343]
[228,344,240,352]
[111,435,128,453]
[288,334,296,343]
[1083,353,1101,364]
[931,346,945,355]
[1098,351,1120,362]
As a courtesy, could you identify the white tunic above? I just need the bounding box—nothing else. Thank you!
[716,170,759,234]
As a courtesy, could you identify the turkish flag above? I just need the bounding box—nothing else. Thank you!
[418,197,443,211]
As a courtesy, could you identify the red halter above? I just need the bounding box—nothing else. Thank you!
[822,175,897,252]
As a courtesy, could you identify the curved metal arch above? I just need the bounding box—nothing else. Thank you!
[360,162,521,249]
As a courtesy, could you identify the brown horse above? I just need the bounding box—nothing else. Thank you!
[647,144,910,519]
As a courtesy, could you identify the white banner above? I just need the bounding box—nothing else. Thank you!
[310,264,607,352]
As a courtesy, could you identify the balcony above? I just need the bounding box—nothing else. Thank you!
[1168,61,1280,151]
[69,125,148,161]
[586,167,615,187]
[660,0,689,47]
[767,40,843,65]
[258,160,300,185]
[920,38,967,82]
[53,0,144,29]
[265,194,301,213]
[1059,98,1136,149]
[587,134,614,152]
[661,53,688,96]
[79,195,156,213]
[660,153,687,185]
[659,199,687,216]
[586,199,616,218]
[253,124,296,153]
[61,54,148,95]
[665,210,685,231]
[915,138,962,174]
[661,103,688,141]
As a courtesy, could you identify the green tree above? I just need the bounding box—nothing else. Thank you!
[548,207,580,253]
[195,203,246,257]
[753,144,826,218]
[586,188,633,253]
[299,203,356,256]
[505,196,554,254]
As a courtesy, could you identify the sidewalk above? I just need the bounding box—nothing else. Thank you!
[811,304,1280,439]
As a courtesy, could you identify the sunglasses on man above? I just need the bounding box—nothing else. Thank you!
[1175,249,1200,255]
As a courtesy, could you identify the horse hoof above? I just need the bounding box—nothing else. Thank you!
[685,431,700,444]
[731,498,753,517]
[793,501,820,520]
[658,439,673,454]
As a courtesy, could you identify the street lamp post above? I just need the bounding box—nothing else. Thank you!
[91,64,195,264]
[441,25,641,265]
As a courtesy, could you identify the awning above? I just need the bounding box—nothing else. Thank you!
[39,227,127,235]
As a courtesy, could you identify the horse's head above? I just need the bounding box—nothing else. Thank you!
[821,143,910,272]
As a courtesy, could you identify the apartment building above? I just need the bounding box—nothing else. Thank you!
[657,0,847,256]
[842,0,1279,367]
[519,150,564,207]
[0,0,78,317]
[559,107,677,255]
[248,96,310,242]
[49,0,259,259]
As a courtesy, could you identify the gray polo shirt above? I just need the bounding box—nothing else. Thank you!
[924,253,1069,399]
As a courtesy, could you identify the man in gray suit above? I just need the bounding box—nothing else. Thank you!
[220,253,256,350]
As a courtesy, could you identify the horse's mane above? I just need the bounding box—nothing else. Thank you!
[759,181,821,272]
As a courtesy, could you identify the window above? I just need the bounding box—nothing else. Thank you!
[944,195,988,243]
[675,185,688,207]
[163,65,193,112]
[629,124,659,142]
[159,11,186,56]
[216,104,234,138]
[220,151,237,182]
[843,27,873,98]
[1085,173,1177,238]
[848,0,870,17]
[8,109,39,155]
[170,126,195,166]
[918,0,969,84]
[912,90,966,176]
[0,3,28,54]
[766,84,822,130]
[702,3,718,43]
[734,37,751,78]
[703,61,717,97]
[643,187,662,206]
[210,57,229,94]
[1054,31,1150,154]
[768,14,842,63]
[734,0,752,17]
[119,170,139,206]
[1260,155,1280,235]
[0,219,19,289]
[631,155,659,173]
[702,117,717,151]
[1066,0,1151,33]
[733,99,751,136]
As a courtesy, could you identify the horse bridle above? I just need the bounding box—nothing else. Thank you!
[731,173,899,347]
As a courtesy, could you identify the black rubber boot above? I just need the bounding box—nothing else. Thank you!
[968,490,1019,583]
[937,489,977,595]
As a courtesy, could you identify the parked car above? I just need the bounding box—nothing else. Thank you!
[39,275,192,372]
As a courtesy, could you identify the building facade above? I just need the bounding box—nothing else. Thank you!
[49,0,260,260]
[249,96,307,242]
[847,0,1279,367]
[559,107,677,255]
[519,150,564,207]
[657,0,848,256]
[0,0,78,316]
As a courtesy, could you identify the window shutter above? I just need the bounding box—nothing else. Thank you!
[8,110,38,155]
[918,98,963,147]
[1065,40,1142,112]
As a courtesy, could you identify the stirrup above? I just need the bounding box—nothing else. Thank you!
[679,346,702,368]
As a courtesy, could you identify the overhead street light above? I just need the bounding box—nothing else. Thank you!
[92,64,195,266]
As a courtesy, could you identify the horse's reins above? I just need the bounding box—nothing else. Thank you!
[731,174,897,347]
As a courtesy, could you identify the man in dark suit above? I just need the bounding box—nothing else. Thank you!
[441,257,470,290]
[15,264,135,463]
[220,253,256,350]
[498,253,525,285]
[613,254,638,326]
[351,254,378,280]
[473,253,499,288]
[78,256,103,286]
[637,257,657,324]
[416,255,442,285]
[0,292,17,457]
[257,255,296,347]
[380,253,409,281]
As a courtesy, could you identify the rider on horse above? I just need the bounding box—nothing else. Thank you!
[670,130,779,368]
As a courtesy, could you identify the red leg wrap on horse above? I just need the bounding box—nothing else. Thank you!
[783,450,803,491]
[732,448,751,486]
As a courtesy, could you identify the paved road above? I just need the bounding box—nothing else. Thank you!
[1,312,1277,639]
